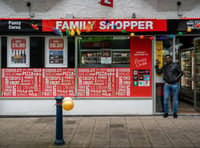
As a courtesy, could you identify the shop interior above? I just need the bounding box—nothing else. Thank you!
[78,37,130,68]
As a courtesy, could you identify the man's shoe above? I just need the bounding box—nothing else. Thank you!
[163,113,168,118]
[173,113,178,118]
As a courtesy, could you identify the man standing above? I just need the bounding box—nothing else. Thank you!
[155,55,183,118]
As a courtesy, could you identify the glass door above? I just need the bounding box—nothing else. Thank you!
[194,38,200,111]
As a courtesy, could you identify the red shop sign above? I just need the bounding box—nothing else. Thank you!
[100,0,113,7]
[42,19,167,32]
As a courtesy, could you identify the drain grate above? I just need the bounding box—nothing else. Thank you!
[65,120,77,125]
[34,118,54,124]
[109,124,125,128]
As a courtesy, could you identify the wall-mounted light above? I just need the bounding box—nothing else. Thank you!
[26,1,35,18]
[177,1,182,17]
[132,13,136,18]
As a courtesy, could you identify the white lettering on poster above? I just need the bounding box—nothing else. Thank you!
[8,21,21,30]
[104,0,111,5]
[135,58,147,68]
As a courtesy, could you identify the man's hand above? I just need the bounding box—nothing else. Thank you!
[156,59,160,66]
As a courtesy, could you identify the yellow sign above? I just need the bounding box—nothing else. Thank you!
[156,41,163,69]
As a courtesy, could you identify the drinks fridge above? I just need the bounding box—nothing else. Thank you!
[179,37,200,111]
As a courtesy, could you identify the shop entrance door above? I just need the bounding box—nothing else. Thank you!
[194,38,200,111]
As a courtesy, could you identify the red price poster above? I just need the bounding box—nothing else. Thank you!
[7,36,30,68]
[78,68,116,97]
[41,68,75,97]
[116,68,131,96]
[45,36,68,68]
[130,37,152,97]
[1,68,42,97]
[11,39,26,50]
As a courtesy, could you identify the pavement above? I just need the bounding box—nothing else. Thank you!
[1,115,200,148]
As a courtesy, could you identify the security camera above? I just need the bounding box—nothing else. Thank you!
[177,1,181,6]
[132,13,136,18]
[26,2,31,7]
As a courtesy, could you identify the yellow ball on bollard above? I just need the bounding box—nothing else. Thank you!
[62,98,74,111]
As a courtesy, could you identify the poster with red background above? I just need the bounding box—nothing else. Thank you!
[1,68,42,97]
[42,19,166,32]
[41,68,75,97]
[11,39,26,50]
[1,68,131,97]
[100,0,113,7]
[130,37,152,97]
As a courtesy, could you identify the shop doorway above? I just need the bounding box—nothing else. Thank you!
[178,36,200,113]
[155,35,200,114]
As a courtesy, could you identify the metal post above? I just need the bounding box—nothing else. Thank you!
[75,37,78,99]
[54,96,65,145]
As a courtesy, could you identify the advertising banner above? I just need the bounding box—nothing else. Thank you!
[156,41,163,69]
[78,68,116,97]
[100,0,113,7]
[0,19,42,33]
[7,36,30,67]
[130,37,152,97]
[45,36,68,67]
[77,68,131,97]
[115,68,131,96]
[1,68,132,97]
[41,69,75,97]
[1,69,42,97]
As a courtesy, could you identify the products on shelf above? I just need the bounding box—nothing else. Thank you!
[80,49,130,65]
[11,49,26,64]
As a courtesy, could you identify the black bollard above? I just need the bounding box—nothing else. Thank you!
[54,96,65,145]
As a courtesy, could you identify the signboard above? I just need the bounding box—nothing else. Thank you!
[1,68,142,97]
[2,19,200,34]
[7,36,30,67]
[156,41,163,69]
[100,0,113,7]
[45,36,68,67]
[0,20,42,33]
[42,19,167,32]
[1,69,42,97]
[130,37,152,97]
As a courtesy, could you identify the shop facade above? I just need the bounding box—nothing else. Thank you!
[0,18,200,115]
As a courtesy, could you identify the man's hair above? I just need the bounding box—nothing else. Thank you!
[164,54,172,58]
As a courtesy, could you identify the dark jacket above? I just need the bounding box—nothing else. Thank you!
[155,62,183,84]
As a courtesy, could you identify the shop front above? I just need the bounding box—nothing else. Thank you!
[0,18,199,115]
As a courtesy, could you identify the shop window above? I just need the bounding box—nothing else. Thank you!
[1,37,45,68]
[1,37,7,68]
[79,37,130,68]
[30,37,45,68]
[1,37,75,68]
